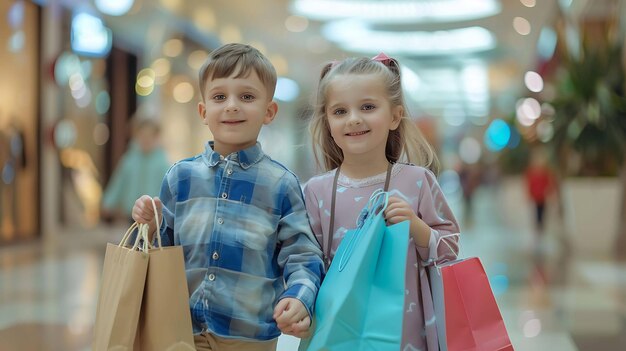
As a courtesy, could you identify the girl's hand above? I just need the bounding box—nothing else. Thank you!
[385,196,431,247]
[384,196,418,225]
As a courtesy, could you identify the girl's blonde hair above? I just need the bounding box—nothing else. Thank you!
[310,56,439,173]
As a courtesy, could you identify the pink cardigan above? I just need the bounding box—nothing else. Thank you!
[304,163,460,351]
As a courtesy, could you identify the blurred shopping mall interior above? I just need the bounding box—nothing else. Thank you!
[1,0,626,350]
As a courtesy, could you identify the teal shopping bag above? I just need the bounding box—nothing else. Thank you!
[300,190,409,351]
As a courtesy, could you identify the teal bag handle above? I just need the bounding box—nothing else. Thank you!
[337,190,389,271]
[327,163,393,270]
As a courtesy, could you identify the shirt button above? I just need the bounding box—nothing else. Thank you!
[217,218,224,225]
[212,251,219,260]
[221,192,228,199]
[208,273,216,281]
[227,169,233,175]
[241,163,247,168]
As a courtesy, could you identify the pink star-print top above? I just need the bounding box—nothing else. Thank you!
[303,163,460,351]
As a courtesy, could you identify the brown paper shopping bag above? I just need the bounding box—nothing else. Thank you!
[136,219,195,350]
[93,223,149,351]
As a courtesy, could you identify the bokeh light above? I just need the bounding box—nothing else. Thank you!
[524,71,544,93]
[274,77,300,102]
[459,137,482,164]
[162,38,183,57]
[513,17,531,35]
[95,91,110,115]
[93,123,110,146]
[285,15,309,32]
[484,119,511,151]
[172,81,195,103]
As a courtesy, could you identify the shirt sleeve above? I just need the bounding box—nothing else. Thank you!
[276,175,325,318]
[157,166,175,247]
[303,181,324,253]
[415,169,460,266]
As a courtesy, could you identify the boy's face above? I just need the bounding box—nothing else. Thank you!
[198,70,277,156]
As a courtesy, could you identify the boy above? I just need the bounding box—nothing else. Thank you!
[132,43,323,351]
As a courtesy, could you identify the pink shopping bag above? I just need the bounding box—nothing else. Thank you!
[429,257,514,351]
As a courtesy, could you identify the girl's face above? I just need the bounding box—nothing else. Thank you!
[325,73,402,163]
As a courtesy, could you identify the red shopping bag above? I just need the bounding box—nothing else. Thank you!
[429,257,514,351]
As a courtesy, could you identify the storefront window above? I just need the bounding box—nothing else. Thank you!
[0,0,40,242]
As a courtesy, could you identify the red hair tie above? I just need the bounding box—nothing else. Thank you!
[329,53,394,69]
[371,52,394,66]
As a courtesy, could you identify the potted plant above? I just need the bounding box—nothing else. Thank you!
[546,18,626,256]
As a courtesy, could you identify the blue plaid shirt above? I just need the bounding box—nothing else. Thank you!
[158,142,324,340]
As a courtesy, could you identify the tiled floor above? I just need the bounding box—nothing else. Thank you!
[0,181,624,350]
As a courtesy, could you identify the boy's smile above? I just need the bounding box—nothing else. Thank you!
[198,69,277,156]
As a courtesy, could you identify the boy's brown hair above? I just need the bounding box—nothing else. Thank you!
[198,43,277,99]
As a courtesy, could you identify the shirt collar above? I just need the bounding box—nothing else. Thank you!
[204,141,264,169]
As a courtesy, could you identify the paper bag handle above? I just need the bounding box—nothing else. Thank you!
[337,190,389,272]
[141,196,162,250]
[118,197,162,251]
[118,222,150,252]
[325,163,393,267]
[432,233,461,274]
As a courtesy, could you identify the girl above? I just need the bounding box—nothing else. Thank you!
[303,53,460,350]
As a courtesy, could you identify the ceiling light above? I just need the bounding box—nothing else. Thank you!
[291,0,500,23]
[322,20,495,56]
[95,0,135,16]
[71,13,112,57]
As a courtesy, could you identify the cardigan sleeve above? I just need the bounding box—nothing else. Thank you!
[415,169,460,266]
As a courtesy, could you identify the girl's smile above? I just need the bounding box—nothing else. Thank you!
[345,130,370,136]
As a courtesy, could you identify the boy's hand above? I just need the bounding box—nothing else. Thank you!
[131,195,162,241]
[273,298,311,338]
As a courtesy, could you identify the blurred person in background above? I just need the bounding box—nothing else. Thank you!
[524,147,556,237]
[458,161,482,227]
[101,116,171,224]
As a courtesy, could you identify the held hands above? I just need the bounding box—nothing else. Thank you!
[131,195,163,242]
[273,298,312,338]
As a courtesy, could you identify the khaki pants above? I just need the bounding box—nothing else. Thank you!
[194,332,278,351]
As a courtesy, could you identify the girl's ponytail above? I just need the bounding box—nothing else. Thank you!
[385,58,401,77]
[319,62,334,80]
